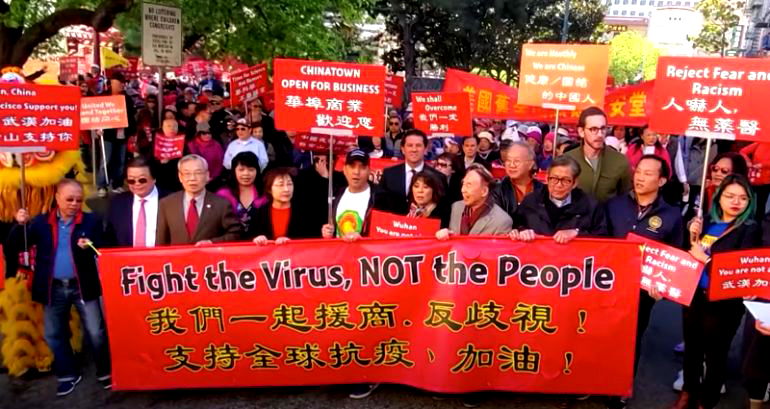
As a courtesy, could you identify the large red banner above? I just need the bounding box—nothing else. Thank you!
[651,57,770,142]
[0,83,80,151]
[385,74,405,108]
[273,59,386,136]
[412,92,472,137]
[710,248,770,301]
[443,68,518,119]
[99,237,640,395]
[230,64,269,108]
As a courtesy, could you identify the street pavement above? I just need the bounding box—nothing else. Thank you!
[0,297,752,409]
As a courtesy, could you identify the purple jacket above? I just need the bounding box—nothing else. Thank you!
[187,139,224,179]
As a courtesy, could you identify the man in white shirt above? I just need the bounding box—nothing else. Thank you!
[223,118,268,171]
[105,157,163,248]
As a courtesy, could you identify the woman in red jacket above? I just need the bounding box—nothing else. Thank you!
[740,141,770,217]
[626,126,672,174]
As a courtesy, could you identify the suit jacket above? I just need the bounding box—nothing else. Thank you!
[448,200,512,235]
[380,163,446,214]
[104,189,167,247]
[156,191,241,245]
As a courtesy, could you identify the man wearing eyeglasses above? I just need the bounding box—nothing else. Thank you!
[104,157,167,248]
[510,155,607,243]
[565,106,632,202]
[492,141,545,221]
[384,116,404,156]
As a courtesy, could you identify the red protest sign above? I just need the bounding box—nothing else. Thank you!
[80,96,128,130]
[295,132,358,154]
[385,74,405,108]
[369,210,441,238]
[154,132,185,160]
[230,64,269,108]
[443,68,518,119]
[605,81,653,127]
[650,57,770,141]
[0,83,80,151]
[630,234,702,306]
[59,56,83,82]
[518,44,610,111]
[334,156,403,172]
[709,248,770,301]
[274,59,386,136]
[99,237,640,395]
[412,92,472,137]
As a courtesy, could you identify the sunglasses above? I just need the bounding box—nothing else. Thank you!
[236,127,249,131]
[127,178,148,185]
[389,121,400,125]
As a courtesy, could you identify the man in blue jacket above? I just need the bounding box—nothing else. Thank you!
[7,179,111,397]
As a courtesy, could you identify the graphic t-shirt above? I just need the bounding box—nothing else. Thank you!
[698,222,730,289]
[335,187,371,237]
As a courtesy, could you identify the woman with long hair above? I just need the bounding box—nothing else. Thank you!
[671,174,762,409]
[215,152,268,238]
[251,167,316,244]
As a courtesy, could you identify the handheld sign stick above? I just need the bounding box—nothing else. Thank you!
[328,133,334,226]
[553,109,560,158]
[696,137,713,219]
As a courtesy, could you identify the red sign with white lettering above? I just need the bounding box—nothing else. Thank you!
[230,64,269,108]
[295,132,358,154]
[273,59,386,136]
[412,92,472,137]
[385,74,405,108]
[710,248,770,301]
[154,132,185,160]
[0,83,80,151]
[370,210,441,238]
[650,56,770,142]
[630,234,702,306]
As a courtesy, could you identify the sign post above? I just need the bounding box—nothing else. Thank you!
[141,2,182,68]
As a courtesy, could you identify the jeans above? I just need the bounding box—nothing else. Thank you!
[96,138,126,189]
[44,280,111,381]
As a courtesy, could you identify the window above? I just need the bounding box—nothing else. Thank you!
[676,1,681,5]
[615,0,620,4]
[622,9,628,14]
[641,0,647,5]
[658,0,663,5]
[631,10,637,15]
[613,9,620,14]
[623,0,628,4]
[632,0,637,4]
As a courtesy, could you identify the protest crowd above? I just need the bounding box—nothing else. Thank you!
[2,63,770,409]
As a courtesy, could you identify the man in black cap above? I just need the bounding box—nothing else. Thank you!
[322,149,387,241]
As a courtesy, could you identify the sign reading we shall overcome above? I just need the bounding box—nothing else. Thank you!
[99,237,640,395]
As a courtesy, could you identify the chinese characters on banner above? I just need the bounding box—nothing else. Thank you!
[630,234,702,306]
[443,68,518,119]
[274,59,386,136]
[385,74,405,108]
[0,84,80,151]
[412,92,472,137]
[80,96,128,130]
[604,81,653,127]
[154,133,185,160]
[141,3,182,67]
[230,64,269,108]
[59,56,84,82]
[650,57,770,141]
[369,210,441,238]
[295,133,358,154]
[99,237,640,395]
[709,248,770,301]
[517,44,610,110]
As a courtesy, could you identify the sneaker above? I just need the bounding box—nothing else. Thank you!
[111,187,125,194]
[97,188,108,198]
[764,383,769,402]
[721,384,726,394]
[673,342,685,354]
[606,397,629,409]
[97,374,112,390]
[348,383,379,399]
[462,396,482,408]
[56,375,82,397]
[673,369,684,391]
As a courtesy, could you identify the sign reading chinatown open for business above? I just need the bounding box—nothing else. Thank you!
[650,56,770,142]
[99,237,640,395]
[518,44,609,111]
[273,59,387,136]
[0,83,80,151]
[142,2,182,67]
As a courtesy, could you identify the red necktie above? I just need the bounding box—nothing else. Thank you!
[186,198,199,239]
[134,199,146,247]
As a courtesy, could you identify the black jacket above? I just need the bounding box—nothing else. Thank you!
[103,189,169,247]
[103,93,137,142]
[492,177,545,222]
[248,201,319,240]
[517,187,608,236]
[605,192,684,248]
[379,163,446,214]
[702,219,763,283]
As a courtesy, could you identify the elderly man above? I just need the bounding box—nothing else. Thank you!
[492,141,545,221]
[156,154,240,245]
[511,155,606,243]
[223,118,268,171]
[437,164,512,238]
[7,179,111,396]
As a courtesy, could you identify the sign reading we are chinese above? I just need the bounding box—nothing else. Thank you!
[630,234,701,306]
[80,96,128,130]
[99,237,640,395]
[518,44,609,111]
[230,64,269,108]
[710,248,770,301]
[274,59,386,136]
[385,74,405,108]
[0,83,80,151]
[651,57,770,141]
[412,92,472,137]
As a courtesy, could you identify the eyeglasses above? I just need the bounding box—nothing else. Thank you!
[126,178,149,185]
[389,121,400,126]
[548,176,574,186]
[504,159,532,167]
[436,162,451,168]
[584,126,609,134]
[180,171,206,179]
[711,165,731,175]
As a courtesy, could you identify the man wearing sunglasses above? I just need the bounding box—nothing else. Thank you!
[104,156,166,248]
[565,106,632,202]
[223,118,268,171]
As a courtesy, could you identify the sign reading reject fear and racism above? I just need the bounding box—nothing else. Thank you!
[99,237,640,395]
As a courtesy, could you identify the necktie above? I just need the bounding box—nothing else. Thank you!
[407,169,416,195]
[186,198,199,239]
[134,199,147,247]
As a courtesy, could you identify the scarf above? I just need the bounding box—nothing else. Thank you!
[407,202,436,218]
[460,198,493,235]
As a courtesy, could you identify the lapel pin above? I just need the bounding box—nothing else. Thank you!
[206,204,212,209]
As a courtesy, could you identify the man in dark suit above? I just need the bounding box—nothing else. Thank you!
[379,129,446,214]
[156,154,241,245]
[104,157,166,248]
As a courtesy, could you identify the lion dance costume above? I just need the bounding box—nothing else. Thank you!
[0,67,85,376]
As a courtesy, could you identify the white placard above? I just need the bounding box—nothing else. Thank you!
[141,2,182,67]
[745,300,770,324]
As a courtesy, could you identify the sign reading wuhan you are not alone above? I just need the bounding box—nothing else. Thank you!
[273,59,387,136]
[0,83,80,151]
[142,2,182,67]
[651,56,770,142]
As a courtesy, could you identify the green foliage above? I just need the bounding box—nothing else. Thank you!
[609,31,659,85]
[689,0,742,56]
